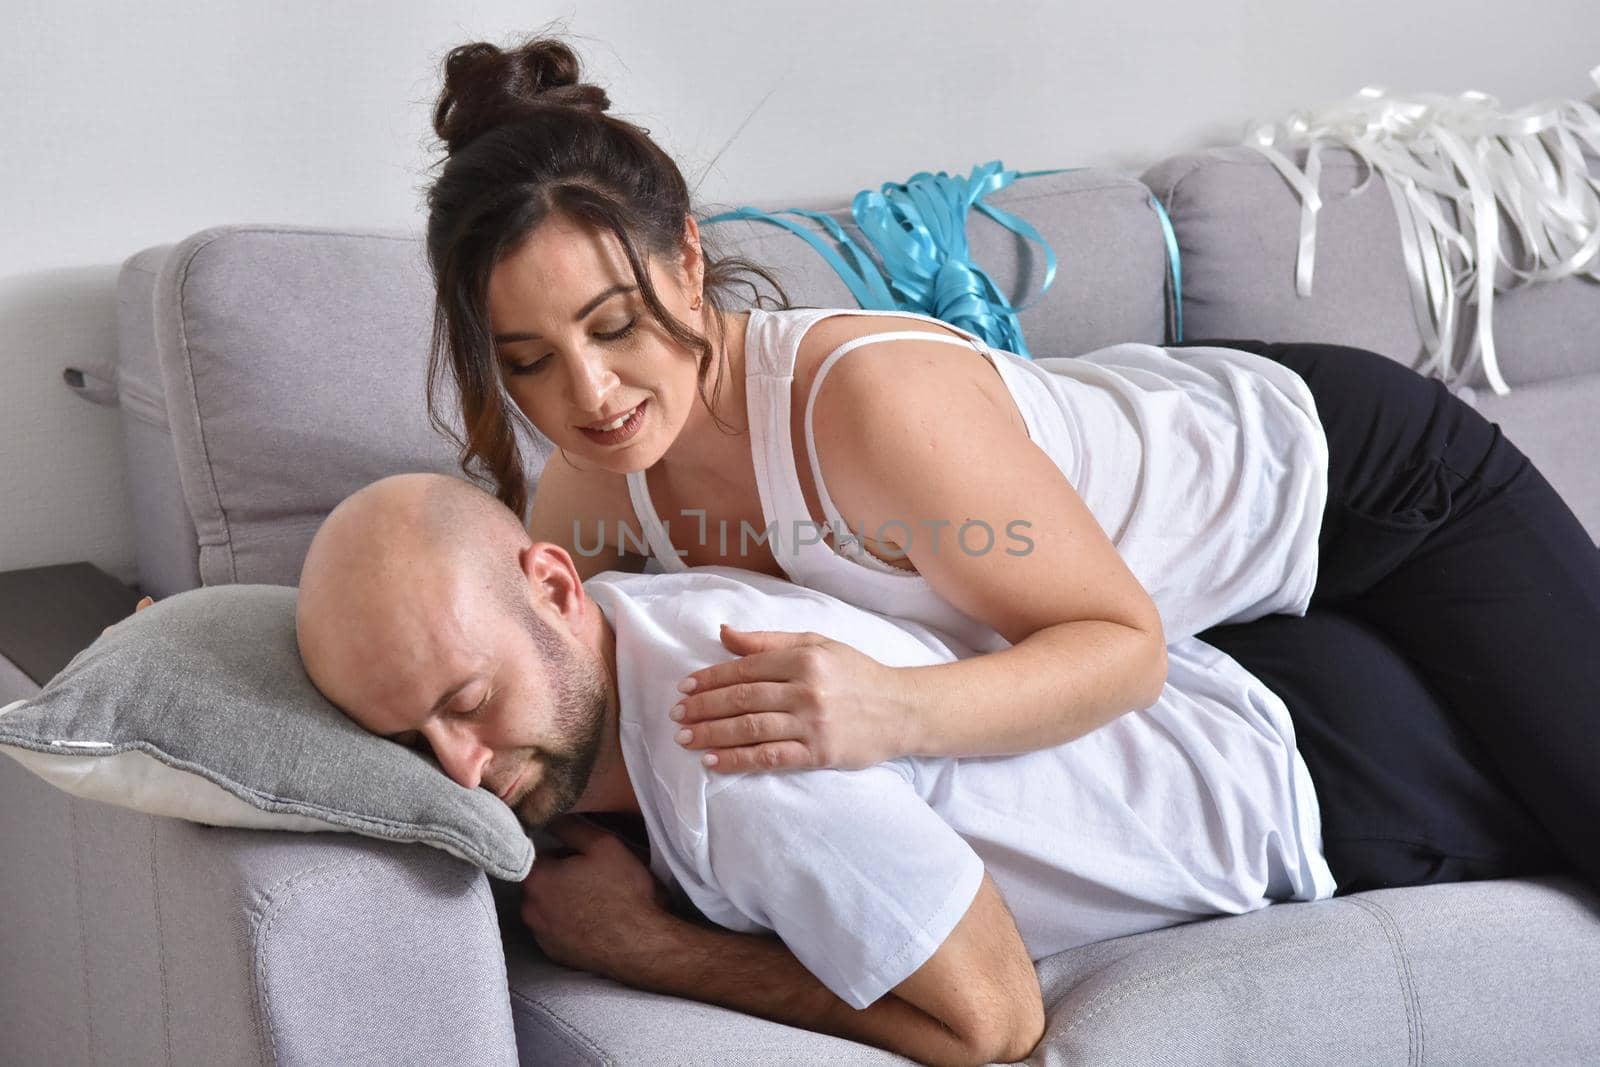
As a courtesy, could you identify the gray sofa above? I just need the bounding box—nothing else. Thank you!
[4,150,1598,1066]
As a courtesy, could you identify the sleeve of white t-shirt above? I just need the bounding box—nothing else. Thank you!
[701,762,986,1010]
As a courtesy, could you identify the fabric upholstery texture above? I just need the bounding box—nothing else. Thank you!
[0,584,533,880]
[127,226,531,594]
[0,764,519,1067]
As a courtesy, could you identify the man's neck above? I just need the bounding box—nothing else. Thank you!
[569,592,642,817]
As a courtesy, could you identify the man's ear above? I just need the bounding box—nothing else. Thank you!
[519,541,587,627]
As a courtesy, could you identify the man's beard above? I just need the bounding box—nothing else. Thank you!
[513,625,610,831]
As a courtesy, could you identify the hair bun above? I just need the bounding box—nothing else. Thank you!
[433,38,612,155]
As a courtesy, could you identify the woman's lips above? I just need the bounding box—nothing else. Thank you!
[578,399,646,446]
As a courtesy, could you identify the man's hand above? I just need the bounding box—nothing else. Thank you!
[519,816,673,979]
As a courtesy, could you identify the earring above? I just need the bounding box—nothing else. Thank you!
[691,294,703,310]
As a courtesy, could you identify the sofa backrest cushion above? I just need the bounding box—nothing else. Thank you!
[120,226,511,593]
[700,168,1172,357]
[1142,146,1600,390]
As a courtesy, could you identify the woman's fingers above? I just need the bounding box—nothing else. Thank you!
[671,679,798,725]
[699,740,814,773]
[675,710,803,756]
[677,636,824,697]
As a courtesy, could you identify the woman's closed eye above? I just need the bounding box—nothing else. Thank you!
[506,319,638,376]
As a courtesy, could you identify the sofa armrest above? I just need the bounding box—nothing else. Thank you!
[0,758,519,1066]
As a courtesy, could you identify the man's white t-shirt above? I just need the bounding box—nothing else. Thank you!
[584,567,1335,1011]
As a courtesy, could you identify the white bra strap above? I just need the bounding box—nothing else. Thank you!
[801,331,987,545]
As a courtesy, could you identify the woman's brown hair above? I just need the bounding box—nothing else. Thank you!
[423,32,793,522]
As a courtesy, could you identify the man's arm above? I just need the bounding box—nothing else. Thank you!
[616,871,1044,1067]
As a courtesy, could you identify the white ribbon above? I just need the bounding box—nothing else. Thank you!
[1245,67,1600,396]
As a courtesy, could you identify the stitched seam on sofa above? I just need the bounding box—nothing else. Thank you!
[172,233,237,574]
[1337,896,1424,1066]
[1056,928,1328,1039]
[250,861,383,1066]
[69,799,98,1065]
[506,989,613,1066]
[252,859,501,1062]
[149,818,174,1066]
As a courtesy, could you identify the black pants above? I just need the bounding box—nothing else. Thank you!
[1180,340,1600,895]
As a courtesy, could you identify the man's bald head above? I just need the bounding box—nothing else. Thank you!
[296,473,546,711]
[295,473,615,820]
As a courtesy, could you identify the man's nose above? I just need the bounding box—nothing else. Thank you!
[433,730,492,791]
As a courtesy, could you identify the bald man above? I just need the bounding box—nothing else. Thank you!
[290,471,1354,1066]
[296,471,624,828]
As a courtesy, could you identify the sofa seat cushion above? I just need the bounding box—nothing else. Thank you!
[498,875,1600,1065]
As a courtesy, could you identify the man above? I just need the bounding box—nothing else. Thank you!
[295,471,1350,1065]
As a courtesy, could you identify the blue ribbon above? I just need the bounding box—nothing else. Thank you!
[703,160,1186,356]
[705,161,1069,358]
[1147,195,1184,342]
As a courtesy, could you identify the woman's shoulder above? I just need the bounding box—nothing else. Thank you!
[790,307,979,370]
[785,308,1020,439]
[783,308,987,407]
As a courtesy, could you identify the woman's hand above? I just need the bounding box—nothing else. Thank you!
[669,625,914,773]
[519,817,673,978]
[101,595,155,636]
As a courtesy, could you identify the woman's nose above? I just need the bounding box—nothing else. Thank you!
[568,353,620,415]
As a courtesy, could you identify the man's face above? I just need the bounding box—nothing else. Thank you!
[316,581,612,832]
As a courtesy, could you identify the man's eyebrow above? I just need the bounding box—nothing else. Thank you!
[382,676,476,745]
[493,284,635,344]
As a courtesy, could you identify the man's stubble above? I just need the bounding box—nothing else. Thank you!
[509,598,610,831]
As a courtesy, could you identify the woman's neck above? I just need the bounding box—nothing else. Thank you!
[655,307,751,479]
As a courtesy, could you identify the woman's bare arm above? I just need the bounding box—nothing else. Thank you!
[671,337,1167,769]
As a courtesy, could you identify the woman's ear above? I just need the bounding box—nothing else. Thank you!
[680,214,705,290]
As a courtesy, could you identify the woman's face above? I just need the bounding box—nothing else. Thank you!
[485,213,705,473]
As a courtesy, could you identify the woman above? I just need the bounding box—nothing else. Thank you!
[420,36,1599,891]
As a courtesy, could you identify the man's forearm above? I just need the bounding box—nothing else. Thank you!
[614,915,995,1067]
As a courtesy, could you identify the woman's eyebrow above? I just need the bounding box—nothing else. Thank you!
[493,284,635,343]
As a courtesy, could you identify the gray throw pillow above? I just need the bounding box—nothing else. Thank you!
[0,584,533,880]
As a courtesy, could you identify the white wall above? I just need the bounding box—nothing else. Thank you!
[3,0,1596,587]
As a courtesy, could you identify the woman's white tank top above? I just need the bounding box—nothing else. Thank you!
[625,306,1329,653]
